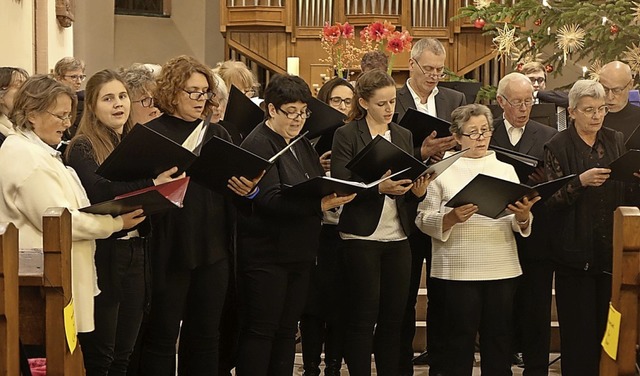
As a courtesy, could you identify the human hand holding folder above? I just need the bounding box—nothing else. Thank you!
[321,192,357,211]
[120,209,146,230]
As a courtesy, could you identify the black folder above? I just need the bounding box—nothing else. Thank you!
[302,97,347,139]
[96,124,197,181]
[609,150,640,183]
[224,85,265,138]
[445,173,575,219]
[398,108,452,148]
[624,125,640,150]
[489,145,543,183]
[282,168,410,197]
[80,177,190,216]
[425,148,468,177]
[345,135,427,183]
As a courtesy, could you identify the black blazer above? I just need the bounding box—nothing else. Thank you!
[395,82,466,123]
[331,118,424,237]
[491,118,558,261]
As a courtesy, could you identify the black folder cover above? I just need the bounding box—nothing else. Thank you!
[609,150,640,182]
[80,177,190,216]
[398,108,452,148]
[345,135,427,183]
[282,168,409,197]
[224,85,265,138]
[625,125,640,150]
[96,124,197,181]
[490,145,542,183]
[445,174,575,219]
[302,97,347,139]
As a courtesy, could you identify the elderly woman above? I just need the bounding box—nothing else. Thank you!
[235,74,354,376]
[136,55,258,376]
[415,103,538,376]
[0,75,144,334]
[120,63,161,126]
[544,80,631,376]
[0,67,28,144]
[216,60,259,98]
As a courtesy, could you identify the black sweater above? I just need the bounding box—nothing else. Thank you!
[602,102,640,140]
[237,122,324,264]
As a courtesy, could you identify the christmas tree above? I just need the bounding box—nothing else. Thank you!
[456,0,640,78]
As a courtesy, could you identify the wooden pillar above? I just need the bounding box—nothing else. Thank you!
[0,223,19,376]
[600,206,640,376]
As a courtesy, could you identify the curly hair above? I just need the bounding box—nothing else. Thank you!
[119,63,157,100]
[154,55,217,118]
[67,69,133,165]
[11,75,77,132]
[347,69,395,122]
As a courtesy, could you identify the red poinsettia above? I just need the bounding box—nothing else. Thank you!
[386,30,412,54]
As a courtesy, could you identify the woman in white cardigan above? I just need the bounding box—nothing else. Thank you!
[415,104,539,376]
[0,75,144,333]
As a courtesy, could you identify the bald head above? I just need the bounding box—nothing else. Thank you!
[599,61,633,112]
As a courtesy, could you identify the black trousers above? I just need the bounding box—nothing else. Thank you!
[300,224,345,369]
[342,239,411,376]
[512,259,554,376]
[442,277,518,376]
[79,238,146,376]
[235,261,312,376]
[399,232,446,375]
[555,267,611,376]
[139,259,229,376]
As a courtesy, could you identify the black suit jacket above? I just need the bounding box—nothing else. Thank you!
[331,119,423,237]
[395,82,466,123]
[491,118,558,261]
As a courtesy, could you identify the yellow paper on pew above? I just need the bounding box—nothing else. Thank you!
[601,302,621,360]
[64,298,78,354]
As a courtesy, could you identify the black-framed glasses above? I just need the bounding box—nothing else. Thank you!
[501,95,535,109]
[602,78,633,96]
[182,89,215,100]
[575,105,609,117]
[277,107,312,120]
[46,111,73,122]
[329,96,353,107]
[461,129,493,140]
[132,97,155,108]
[63,74,86,82]
[412,58,447,79]
[529,77,546,85]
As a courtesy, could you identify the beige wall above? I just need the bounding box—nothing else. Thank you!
[1,0,73,74]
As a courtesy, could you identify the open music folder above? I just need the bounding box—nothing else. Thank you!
[398,108,452,148]
[445,173,575,219]
[609,149,640,183]
[224,85,265,138]
[80,177,190,216]
[302,96,348,139]
[282,168,410,197]
[489,145,543,183]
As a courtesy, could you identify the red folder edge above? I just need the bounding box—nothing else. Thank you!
[115,176,190,209]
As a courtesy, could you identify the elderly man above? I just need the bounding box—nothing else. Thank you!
[492,72,558,376]
[396,38,465,376]
[599,61,640,139]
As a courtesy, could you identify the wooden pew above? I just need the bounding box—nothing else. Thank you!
[600,206,640,376]
[19,208,85,375]
[0,222,19,375]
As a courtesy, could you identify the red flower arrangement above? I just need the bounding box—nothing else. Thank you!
[320,22,359,78]
[360,21,413,74]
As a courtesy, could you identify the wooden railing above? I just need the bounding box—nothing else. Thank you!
[600,206,640,376]
[0,223,19,375]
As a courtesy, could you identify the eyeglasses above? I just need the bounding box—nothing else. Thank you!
[182,89,215,101]
[63,74,86,82]
[329,96,352,107]
[461,129,493,140]
[132,97,155,108]
[501,95,535,109]
[412,59,447,79]
[242,88,257,98]
[528,77,546,85]
[601,78,633,97]
[277,107,312,120]
[46,111,73,123]
[575,105,609,117]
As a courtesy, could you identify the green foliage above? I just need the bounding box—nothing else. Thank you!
[455,0,640,75]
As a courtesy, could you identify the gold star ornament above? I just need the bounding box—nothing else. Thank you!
[493,23,520,60]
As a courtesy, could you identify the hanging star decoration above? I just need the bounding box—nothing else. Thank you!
[632,2,640,25]
[493,23,519,60]
[588,59,603,81]
[555,24,586,64]
[622,43,640,76]
[473,0,492,9]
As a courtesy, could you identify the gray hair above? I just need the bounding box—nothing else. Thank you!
[53,56,85,77]
[410,38,445,61]
[212,72,229,103]
[496,72,532,98]
[119,63,157,100]
[450,104,494,135]
[568,80,605,109]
